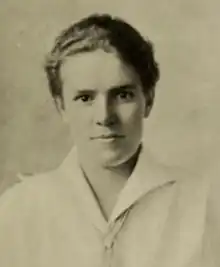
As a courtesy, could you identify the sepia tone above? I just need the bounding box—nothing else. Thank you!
[1,0,219,191]
[0,1,220,266]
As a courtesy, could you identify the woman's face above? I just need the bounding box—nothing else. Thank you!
[60,49,152,167]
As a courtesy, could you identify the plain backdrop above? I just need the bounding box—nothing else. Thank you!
[0,0,220,193]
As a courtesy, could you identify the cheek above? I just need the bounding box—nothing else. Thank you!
[118,103,145,129]
[65,106,92,138]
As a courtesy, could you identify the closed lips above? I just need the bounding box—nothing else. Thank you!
[91,134,124,139]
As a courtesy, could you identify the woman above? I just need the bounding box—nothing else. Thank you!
[0,13,218,267]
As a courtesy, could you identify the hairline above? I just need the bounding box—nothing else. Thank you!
[44,15,159,109]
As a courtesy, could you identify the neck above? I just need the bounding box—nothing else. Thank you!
[79,145,142,184]
[77,145,142,220]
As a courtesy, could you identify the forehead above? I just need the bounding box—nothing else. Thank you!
[60,49,139,92]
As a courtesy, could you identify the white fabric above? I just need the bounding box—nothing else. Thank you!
[0,146,218,267]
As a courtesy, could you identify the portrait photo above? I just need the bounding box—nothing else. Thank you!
[0,1,220,267]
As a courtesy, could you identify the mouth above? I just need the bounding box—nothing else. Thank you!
[90,134,125,140]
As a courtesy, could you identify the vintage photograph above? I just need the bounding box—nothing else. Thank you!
[0,1,219,267]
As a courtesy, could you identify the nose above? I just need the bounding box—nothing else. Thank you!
[94,95,116,126]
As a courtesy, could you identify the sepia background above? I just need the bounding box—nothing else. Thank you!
[0,0,219,193]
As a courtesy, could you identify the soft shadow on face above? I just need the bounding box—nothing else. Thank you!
[60,49,151,167]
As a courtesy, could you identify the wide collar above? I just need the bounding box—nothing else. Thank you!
[58,143,177,232]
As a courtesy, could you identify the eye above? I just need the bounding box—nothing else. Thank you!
[73,94,94,103]
[116,91,135,101]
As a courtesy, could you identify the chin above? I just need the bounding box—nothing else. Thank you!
[98,149,134,168]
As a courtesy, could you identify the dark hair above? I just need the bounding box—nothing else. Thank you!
[44,13,160,109]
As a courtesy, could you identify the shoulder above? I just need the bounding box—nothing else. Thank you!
[0,146,79,216]
[142,145,203,184]
[0,170,62,260]
[0,169,60,217]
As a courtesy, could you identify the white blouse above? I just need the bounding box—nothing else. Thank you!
[0,146,219,267]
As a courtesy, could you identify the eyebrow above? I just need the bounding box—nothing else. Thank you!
[73,83,136,95]
[109,83,136,93]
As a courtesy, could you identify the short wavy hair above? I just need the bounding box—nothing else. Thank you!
[44,13,160,109]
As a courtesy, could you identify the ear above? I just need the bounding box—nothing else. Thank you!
[144,90,154,118]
